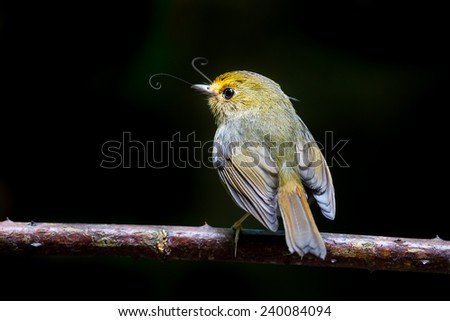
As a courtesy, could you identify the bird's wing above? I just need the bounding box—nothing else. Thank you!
[213,142,280,231]
[296,116,336,220]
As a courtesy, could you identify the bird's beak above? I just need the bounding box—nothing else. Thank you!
[191,84,214,96]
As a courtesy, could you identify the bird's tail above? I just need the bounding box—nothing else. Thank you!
[278,178,326,259]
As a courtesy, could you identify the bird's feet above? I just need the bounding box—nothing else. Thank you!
[231,213,250,257]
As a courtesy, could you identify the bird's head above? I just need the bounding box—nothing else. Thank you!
[192,71,291,124]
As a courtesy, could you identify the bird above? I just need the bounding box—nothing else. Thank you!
[192,71,335,259]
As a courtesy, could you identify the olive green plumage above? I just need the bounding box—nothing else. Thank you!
[193,71,335,259]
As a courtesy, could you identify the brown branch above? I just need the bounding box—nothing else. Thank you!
[0,219,449,274]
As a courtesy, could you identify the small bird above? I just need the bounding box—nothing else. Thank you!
[192,71,335,259]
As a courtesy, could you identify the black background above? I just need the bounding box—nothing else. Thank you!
[1,1,448,300]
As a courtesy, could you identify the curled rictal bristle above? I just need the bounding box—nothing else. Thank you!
[149,56,212,90]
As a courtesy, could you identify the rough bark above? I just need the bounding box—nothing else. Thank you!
[1,219,449,273]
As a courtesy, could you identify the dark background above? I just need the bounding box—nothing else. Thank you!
[1,1,448,300]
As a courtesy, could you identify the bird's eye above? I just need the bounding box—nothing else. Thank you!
[222,87,235,100]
